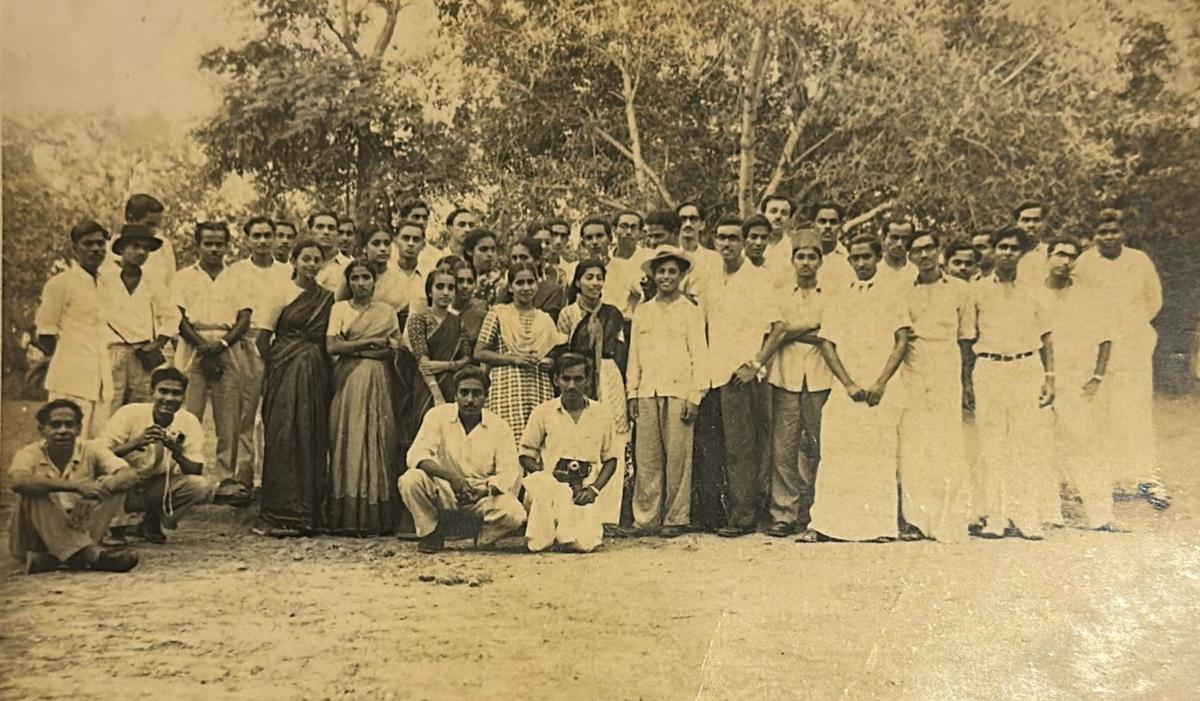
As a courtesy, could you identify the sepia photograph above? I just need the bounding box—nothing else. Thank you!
[1,0,1198,698]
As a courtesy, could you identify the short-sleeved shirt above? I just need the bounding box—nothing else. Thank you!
[99,403,205,478]
[519,397,615,487]
[99,262,180,345]
[816,247,855,292]
[1042,283,1112,383]
[766,285,832,393]
[9,439,128,513]
[171,264,249,328]
[35,265,112,401]
[905,274,975,344]
[227,258,294,330]
[316,253,354,292]
[406,404,522,495]
[971,274,1050,356]
[820,278,911,386]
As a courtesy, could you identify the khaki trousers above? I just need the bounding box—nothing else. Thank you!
[182,332,255,489]
[632,397,695,530]
[398,469,526,544]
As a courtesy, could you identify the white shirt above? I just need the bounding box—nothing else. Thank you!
[99,262,179,344]
[227,258,293,330]
[99,403,205,478]
[766,285,832,393]
[112,237,177,292]
[626,295,709,405]
[698,259,774,387]
[406,403,522,495]
[1042,281,1112,384]
[171,264,249,328]
[1075,246,1162,328]
[316,253,354,292]
[519,397,615,487]
[35,265,112,401]
[815,246,855,292]
[905,274,975,344]
[1017,242,1049,287]
[875,258,915,291]
[820,277,911,389]
[971,274,1050,356]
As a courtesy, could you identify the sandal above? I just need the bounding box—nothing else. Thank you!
[766,522,793,538]
[794,529,825,543]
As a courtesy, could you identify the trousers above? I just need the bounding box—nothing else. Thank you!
[632,396,695,530]
[719,381,770,530]
[107,344,160,417]
[182,331,256,490]
[9,493,125,562]
[397,469,526,544]
[767,386,828,528]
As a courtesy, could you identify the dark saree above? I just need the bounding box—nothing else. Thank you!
[261,286,334,531]
[407,310,467,430]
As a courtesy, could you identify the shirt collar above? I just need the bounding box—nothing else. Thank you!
[40,440,83,470]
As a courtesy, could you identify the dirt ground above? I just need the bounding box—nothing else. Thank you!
[1,397,1198,701]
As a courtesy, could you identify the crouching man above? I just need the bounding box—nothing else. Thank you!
[520,353,618,553]
[400,366,527,554]
[9,399,141,574]
[99,367,213,544]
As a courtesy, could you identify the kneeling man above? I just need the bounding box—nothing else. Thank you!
[401,366,526,553]
[100,367,214,544]
[520,353,619,553]
[9,399,141,574]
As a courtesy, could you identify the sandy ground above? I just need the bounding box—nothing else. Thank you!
[1,397,1198,700]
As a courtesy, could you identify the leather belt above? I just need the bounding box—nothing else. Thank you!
[977,351,1035,362]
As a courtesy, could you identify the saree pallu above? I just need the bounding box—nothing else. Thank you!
[327,302,403,536]
[261,287,333,531]
[406,312,466,436]
[563,303,629,438]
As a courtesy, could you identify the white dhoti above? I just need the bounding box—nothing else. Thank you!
[1106,326,1158,487]
[808,390,900,542]
[1054,383,1117,528]
[974,356,1058,534]
[899,340,969,543]
[523,471,603,553]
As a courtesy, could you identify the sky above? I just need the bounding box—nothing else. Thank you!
[1,0,248,125]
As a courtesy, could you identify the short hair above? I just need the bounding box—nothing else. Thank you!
[36,398,84,426]
[424,268,456,305]
[525,219,549,238]
[811,202,845,220]
[69,220,110,244]
[124,194,164,223]
[904,230,940,251]
[880,216,917,239]
[445,207,473,228]
[675,201,705,218]
[645,209,682,235]
[306,211,338,228]
[943,241,980,263]
[759,193,796,216]
[290,237,324,262]
[395,220,424,238]
[990,226,1032,251]
[1097,208,1124,226]
[569,257,607,303]
[512,237,544,261]
[343,260,376,287]
[1046,235,1081,257]
[463,229,497,259]
[453,364,491,392]
[545,217,570,232]
[1012,200,1045,221]
[847,234,883,258]
[242,216,274,236]
[505,261,540,284]
[193,221,231,244]
[552,351,592,380]
[613,210,644,229]
[338,215,356,229]
[580,217,612,237]
[397,199,430,219]
[357,223,394,250]
[969,229,994,242]
[275,220,297,234]
[714,214,744,232]
[741,214,772,237]
[150,366,189,390]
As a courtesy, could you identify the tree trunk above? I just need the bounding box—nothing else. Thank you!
[737,24,770,217]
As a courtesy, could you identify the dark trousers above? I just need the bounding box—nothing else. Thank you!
[719,381,771,530]
[690,391,727,531]
[768,386,829,528]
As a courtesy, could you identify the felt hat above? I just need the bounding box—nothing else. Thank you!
[113,224,163,254]
[640,245,693,277]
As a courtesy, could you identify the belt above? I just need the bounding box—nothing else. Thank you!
[977,351,1035,362]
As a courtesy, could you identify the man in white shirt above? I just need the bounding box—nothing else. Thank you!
[802,235,911,543]
[122,194,177,291]
[811,203,854,291]
[227,217,293,497]
[1013,201,1050,284]
[701,216,775,537]
[310,211,350,292]
[875,217,916,289]
[897,230,974,543]
[274,220,298,264]
[520,353,618,553]
[101,225,177,418]
[35,220,114,438]
[759,193,797,272]
[573,217,642,320]
[400,366,527,553]
[1075,208,1167,509]
[677,202,722,282]
[100,368,213,543]
[1042,237,1119,530]
[967,226,1058,539]
[171,222,255,504]
[747,230,830,537]
[743,214,792,292]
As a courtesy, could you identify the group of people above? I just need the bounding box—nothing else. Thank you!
[10,191,1168,574]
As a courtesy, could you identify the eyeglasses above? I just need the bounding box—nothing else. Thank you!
[679,215,701,222]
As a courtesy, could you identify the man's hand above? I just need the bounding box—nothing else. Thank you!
[573,485,599,506]
[1039,380,1055,408]
[74,481,105,500]
[844,382,866,402]
[1082,377,1102,397]
[962,382,975,412]
[865,381,887,407]
[627,399,639,421]
[197,341,226,357]
[681,401,699,424]
[135,425,168,450]
[732,363,757,384]
[456,483,488,506]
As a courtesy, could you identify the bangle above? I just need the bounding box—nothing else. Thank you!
[1043,372,1055,378]
[587,485,601,497]
[219,339,230,349]
[1090,374,1104,382]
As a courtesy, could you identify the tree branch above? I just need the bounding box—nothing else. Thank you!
[997,45,1044,88]
[844,199,896,231]
[737,24,771,216]
[371,0,404,60]
[587,123,674,207]
[320,13,361,60]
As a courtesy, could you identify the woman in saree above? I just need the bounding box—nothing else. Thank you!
[464,229,505,306]
[325,261,404,536]
[499,237,566,322]
[556,258,630,527]
[407,268,470,422]
[258,238,334,536]
[473,262,565,448]
[440,256,489,351]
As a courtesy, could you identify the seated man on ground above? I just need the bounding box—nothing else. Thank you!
[520,353,618,553]
[9,399,141,574]
[400,365,527,554]
[99,367,213,544]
